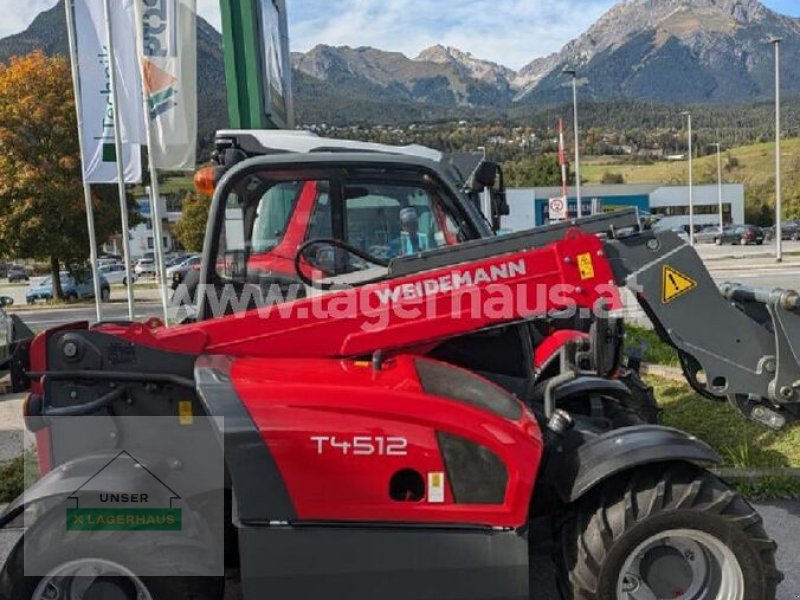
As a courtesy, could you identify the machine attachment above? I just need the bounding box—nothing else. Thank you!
[607,231,800,429]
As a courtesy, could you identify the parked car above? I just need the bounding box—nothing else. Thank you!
[26,270,110,304]
[667,225,689,242]
[99,263,136,286]
[693,225,724,244]
[764,221,800,242]
[170,256,202,290]
[714,224,764,246]
[134,258,156,276]
[166,255,201,279]
[7,264,29,282]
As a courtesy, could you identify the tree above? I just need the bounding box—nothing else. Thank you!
[173,191,210,252]
[0,51,135,299]
[503,154,574,188]
[600,171,625,184]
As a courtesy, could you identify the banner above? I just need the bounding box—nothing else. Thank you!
[73,0,143,183]
[257,0,290,128]
[132,0,198,170]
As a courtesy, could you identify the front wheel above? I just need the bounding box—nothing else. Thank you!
[557,464,781,600]
[101,287,111,302]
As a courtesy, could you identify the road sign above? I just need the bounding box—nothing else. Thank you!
[549,196,567,221]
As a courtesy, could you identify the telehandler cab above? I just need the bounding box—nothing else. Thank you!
[0,137,793,600]
[179,130,660,429]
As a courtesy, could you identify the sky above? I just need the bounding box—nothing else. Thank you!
[1,0,799,70]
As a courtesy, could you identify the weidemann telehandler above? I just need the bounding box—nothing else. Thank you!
[0,136,794,600]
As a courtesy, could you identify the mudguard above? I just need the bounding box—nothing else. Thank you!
[528,376,631,406]
[0,450,189,530]
[557,425,721,503]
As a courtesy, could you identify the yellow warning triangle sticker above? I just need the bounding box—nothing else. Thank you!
[662,265,698,303]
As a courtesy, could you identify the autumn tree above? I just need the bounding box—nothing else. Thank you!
[0,51,136,299]
[173,191,210,252]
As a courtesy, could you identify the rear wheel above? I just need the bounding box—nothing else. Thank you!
[101,287,111,302]
[556,464,781,600]
[714,237,722,246]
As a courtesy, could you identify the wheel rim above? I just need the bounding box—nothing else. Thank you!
[616,528,745,600]
[32,558,153,600]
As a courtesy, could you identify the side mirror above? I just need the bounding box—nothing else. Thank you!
[224,250,247,281]
[469,161,499,192]
[0,296,13,307]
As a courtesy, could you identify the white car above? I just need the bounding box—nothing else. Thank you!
[99,263,136,286]
[134,258,156,276]
[166,255,201,279]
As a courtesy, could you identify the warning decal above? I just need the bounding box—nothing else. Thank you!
[428,472,445,503]
[577,253,595,280]
[662,265,698,303]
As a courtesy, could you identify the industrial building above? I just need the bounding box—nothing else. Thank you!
[504,184,745,231]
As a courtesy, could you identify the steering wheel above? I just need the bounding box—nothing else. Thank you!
[294,238,391,290]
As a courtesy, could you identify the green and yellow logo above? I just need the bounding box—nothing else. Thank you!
[67,508,181,531]
[66,451,183,533]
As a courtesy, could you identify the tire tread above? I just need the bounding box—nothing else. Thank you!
[556,463,782,599]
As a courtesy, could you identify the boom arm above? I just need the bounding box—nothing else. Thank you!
[95,207,800,428]
[606,231,800,429]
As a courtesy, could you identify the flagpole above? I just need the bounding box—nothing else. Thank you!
[139,93,170,324]
[103,0,137,320]
[64,0,102,322]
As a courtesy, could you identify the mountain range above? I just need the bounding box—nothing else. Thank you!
[0,0,798,133]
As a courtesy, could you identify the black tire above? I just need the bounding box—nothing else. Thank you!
[714,237,722,246]
[101,287,111,302]
[1,511,224,600]
[617,369,661,424]
[556,464,782,600]
[66,292,78,301]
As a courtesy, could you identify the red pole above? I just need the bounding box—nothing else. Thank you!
[558,117,568,208]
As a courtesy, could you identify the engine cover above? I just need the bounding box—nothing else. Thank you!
[231,355,542,529]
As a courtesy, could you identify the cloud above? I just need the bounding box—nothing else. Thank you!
[287,0,612,70]
[0,0,58,40]
[0,0,795,70]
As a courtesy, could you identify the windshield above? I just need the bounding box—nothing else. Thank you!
[205,165,474,317]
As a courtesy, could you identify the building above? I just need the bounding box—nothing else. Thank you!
[504,184,745,231]
[104,195,184,259]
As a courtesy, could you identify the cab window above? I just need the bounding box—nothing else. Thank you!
[343,182,464,260]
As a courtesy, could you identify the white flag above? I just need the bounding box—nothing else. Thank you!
[73,0,143,184]
[132,0,198,170]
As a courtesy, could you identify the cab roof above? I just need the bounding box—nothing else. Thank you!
[215,129,443,163]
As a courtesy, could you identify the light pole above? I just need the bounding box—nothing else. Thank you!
[712,142,724,231]
[564,69,582,217]
[771,38,783,263]
[476,146,490,221]
[681,111,695,246]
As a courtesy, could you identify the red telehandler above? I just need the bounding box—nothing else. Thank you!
[175,131,660,429]
[0,143,792,600]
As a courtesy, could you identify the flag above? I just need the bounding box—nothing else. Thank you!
[73,0,143,184]
[132,0,198,170]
